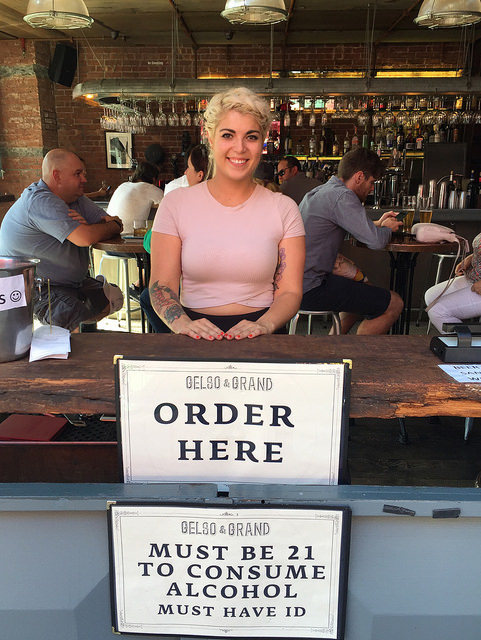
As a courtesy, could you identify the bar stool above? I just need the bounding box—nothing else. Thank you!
[416,252,457,332]
[289,310,342,335]
[97,252,140,332]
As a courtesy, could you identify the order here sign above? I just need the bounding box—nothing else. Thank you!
[115,359,350,485]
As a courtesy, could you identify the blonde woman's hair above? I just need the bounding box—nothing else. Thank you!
[203,87,272,178]
[204,87,272,141]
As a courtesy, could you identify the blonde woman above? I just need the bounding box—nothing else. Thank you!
[149,87,305,340]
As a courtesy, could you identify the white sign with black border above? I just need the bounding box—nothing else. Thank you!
[115,359,350,485]
[109,503,351,639]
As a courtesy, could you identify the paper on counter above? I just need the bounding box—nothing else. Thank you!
[29,325,71,362]
[439,363,481,383]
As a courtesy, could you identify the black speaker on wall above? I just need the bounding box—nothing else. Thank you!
[48,44,77,87]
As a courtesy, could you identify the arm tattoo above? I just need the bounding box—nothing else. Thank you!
[149,281,185,326]
[273,247,286,291]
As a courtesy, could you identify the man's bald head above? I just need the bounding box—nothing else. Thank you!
[42,149,80,182]
[41,148,87,203]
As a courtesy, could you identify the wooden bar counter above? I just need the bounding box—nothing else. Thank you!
[2,333,481,419]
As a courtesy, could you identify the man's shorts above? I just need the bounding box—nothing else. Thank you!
[34,277,110,331]
[302,273,391,319]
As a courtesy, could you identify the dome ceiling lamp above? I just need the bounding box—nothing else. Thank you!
[24,0,94,29]
[414,0,481,28]
[221,0,288,25]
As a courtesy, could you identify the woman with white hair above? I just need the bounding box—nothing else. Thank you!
[148,86,305,341]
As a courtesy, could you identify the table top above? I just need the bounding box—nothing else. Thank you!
[2,334,481,418]
[384,235,459,254]
[92,235,147,254]
[352,235,459,254]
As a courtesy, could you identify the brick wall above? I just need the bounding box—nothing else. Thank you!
[0,39,461,198]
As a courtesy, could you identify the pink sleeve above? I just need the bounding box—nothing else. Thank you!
[281,196,305,238]
[152,196,179,236]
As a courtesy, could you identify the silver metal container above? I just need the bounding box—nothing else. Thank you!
[448,189,458,209]
[458,191,468,209]
[0,257,39,362]
[437,181,447,208]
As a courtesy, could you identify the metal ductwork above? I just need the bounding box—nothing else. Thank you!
[73,76,481,104]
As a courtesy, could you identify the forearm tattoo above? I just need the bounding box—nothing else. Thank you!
[273,247,286,291]
[149,281,185,326]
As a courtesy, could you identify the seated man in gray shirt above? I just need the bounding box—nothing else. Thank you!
[0,148,124,331]
[277,156,321,205]
[300,148,403,334]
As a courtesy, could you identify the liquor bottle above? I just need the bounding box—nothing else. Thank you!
[396,124,405,151]
[308,129,317,156]
[343,130,350,155]
[415,125,424,151]
[272,129,280,153]
[447,170,456,201]
[385,126,394,150]
[466,169,477,208]
[362,129,369,149]
[295,139,304,155]
[351,126,359,149]
[284,129,292,155]
[332,134,340,156]
[452,126,459,143]
[266,130,275,155]
[319,128,327,156]
[405,127,415,151]
[433,124,441,144]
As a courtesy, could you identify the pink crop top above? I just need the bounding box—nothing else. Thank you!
[152,181,305,309]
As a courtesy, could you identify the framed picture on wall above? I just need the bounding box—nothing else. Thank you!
[105,131,132,169]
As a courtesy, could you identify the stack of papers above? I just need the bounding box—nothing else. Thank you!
[29,325,71,362]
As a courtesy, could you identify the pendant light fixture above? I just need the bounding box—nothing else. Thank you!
[414,0,481,28]
[221,0,287,25]
[24,0,94,29]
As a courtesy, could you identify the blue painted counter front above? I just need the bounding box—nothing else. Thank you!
[0,482,480,640]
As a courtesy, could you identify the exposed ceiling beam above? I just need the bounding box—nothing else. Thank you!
[374,0,423,46]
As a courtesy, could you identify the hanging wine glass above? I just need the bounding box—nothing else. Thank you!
[357,109,369,127]
[193,99,203,127]
[308,102,316,128]
[100,106,111,130]
[296,103,303,127]
[143,100,154,127]
[155,99,167,126]
[346,96,356,119]
[383,112,395,127]
[180,99,191,126]
[461,95,474,124]
[168,99,179,127]
[283,109,291,127]
[321,108,328,126]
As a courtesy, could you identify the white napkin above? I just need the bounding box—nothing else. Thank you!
[29,325,71,362]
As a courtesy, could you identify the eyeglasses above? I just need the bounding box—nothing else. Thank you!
[278,168,288,177]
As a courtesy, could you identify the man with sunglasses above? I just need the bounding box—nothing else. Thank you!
[277,156,321,205]
[300,147,403,334]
